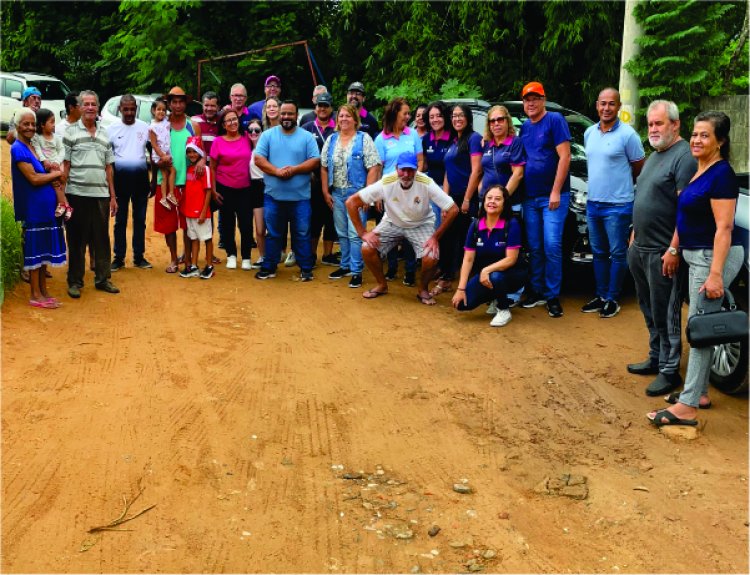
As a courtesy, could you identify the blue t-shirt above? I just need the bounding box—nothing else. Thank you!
[480,136,527,204]
[422,131,452,187]
[520,111,572,198]
[374,127,421,175]
[255,126,320,201]
[444,131,483,200]
[11,140,57,224]
[464,216,522,273]
[677,160,742,249]
[584,120,645,203]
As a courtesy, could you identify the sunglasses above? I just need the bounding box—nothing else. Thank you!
[248,128,262,134]
[489,117,508,124]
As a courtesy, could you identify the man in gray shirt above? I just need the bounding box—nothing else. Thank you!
[626,100,697,397]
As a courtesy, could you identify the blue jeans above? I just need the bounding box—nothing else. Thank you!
[587,200,632,301]
[522,193,569,299]
[332,186,367,274]
[456,268,527,311]
[263,196,314,272]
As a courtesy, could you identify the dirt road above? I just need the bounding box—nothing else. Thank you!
[1,141,748,573]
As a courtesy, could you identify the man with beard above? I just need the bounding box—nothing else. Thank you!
[346,81,379,140]
[627,100,697,397]
[253,100,320,281]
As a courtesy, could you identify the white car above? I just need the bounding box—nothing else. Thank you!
[100,93,204,129]
[0,71,71,132]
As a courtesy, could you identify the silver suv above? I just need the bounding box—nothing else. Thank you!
[0,71,71,132]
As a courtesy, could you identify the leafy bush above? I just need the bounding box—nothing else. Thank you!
[1,196,23,304]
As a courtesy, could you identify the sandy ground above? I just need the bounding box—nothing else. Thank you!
[1,140,748,574]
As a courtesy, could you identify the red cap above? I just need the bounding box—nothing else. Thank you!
[521,82,545,99]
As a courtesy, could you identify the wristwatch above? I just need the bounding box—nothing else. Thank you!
[667,246,679,256]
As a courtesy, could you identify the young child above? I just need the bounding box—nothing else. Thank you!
[32,108,72,220]
[179,137,215,279]
[149,99,177,209]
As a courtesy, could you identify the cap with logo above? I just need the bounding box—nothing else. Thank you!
[315,93,333,106]
[521,81,545,99]
[347,82,366,94]
[397,151,418,170]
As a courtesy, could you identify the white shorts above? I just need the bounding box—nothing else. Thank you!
[185,217,213,241]
[371,220,435,259]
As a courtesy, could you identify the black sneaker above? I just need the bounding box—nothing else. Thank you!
[321,253,340,266]
[255,270,276,280]
[199,265,215,279]
[300,270,313,282]
[349,274,363,288]
[520,291,546,308]
[403,271,416,287]
[599,300,621,318]
[547,297,564,318]
[111,258,125,272]
[133,258,153,269]
[385,270,397,281]
[328,267,351,279]
[581,296,605,313]
[180,265,200,278]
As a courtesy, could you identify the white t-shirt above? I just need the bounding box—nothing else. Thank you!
[107,119,150,170]
[358,171,455,228]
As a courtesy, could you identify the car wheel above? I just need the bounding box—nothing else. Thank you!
[709,286,748,395]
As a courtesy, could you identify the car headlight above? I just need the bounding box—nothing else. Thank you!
[569,175,587,212]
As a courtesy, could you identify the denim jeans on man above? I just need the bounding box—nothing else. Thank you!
[332,186,368,274]
[522,193,569,299]
[587,200,633,301]
[262,196,314,272]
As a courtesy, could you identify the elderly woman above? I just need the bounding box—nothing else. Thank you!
[321,104,382,288]
[648,111,744,427]
[10,109,67,308]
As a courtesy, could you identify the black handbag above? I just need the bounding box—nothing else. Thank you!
[686,290,748,348]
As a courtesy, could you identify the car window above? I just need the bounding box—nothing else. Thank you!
[107,99,119,117]
[3,78,23,99]
[30,80,70,100]
[138,101,153,124]
[472,110,487,138]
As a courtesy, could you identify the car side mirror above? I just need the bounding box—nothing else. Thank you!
[10,91,21,100]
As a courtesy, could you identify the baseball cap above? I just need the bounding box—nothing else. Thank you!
[397,151,418,170]
[185,136,204,158]
[347,82,365,94]
[521,81,545,99]
[166,86,188,101]
[265,75,281,86]
[22,87,42,100]
[315,93,333,106]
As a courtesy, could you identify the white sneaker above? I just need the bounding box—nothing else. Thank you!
[241,259,252,270]
[284,251,296,267]
[250,256,265,269]
[490,308,512,327]
[226,255,237,269]
[486,299,498,315]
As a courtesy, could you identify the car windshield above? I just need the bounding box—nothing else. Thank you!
[30,80,70,100]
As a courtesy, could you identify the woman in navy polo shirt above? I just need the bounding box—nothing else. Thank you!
[451,185,526,327]
[480,105,526,203]
[435,103,483,296]
[648,111,744,428]
[420,101,453,223]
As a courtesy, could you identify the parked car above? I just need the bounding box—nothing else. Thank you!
[0,71,71,132]
[100,94,203,129]
[709,171,749,395]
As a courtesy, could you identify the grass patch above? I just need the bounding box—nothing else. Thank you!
[1,195,23,304]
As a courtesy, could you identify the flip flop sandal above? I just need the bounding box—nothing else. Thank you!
[416,293,437,305]
[29,299,59,309]
[647,409,698,427]
[165,262,179,273]
[429,282,452,297]
[665,391,712,409]
[362,289,387,299]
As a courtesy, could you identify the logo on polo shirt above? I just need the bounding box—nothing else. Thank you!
[414,197,421,204]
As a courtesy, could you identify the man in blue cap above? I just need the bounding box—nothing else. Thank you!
[346,151,458,304]
[6,86,42,144]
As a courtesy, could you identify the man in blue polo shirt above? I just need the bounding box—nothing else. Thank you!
[253,100,320,281]
[582,87,645,318]
[248,75,282,121]
[518,81,571,318]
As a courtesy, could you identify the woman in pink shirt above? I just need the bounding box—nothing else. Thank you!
[210,110,253,270]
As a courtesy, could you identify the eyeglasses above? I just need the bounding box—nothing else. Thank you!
[451,113,466,119]
[230,94,246,99]
[266,84,280,89]
[224,118,239,124]
[248,127,262,134]
[489,117,508,124]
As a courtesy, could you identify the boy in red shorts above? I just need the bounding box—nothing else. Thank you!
[180,137,215,279]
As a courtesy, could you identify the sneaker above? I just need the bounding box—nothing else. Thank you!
[520,291,547,308]
[486,299,498,315]
[241,259,252,271]
[226,255,237,269]
[581,296,605,313]
[300,270,313,282]
[385,270,397,281]
[111,258,125,272]
[255,270,276,280]
[321,253,340,266]
[599,299,621,318]
[250,256,265,269]
[95,280,120,294]
[284,251,296,267]
[328,267,351,279]
[403,271,416,287]
[133,258,153,269]
[200,265,215,279]
[547,297,564,318]
[490,308,512,327]
[349,274,363,288]
[180,265,200,278]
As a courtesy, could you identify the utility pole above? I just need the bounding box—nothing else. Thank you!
[619,0,642,129]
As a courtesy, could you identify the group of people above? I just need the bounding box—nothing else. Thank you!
[9,75,744,431]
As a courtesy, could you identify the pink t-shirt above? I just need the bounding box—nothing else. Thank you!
[210,135,251,189]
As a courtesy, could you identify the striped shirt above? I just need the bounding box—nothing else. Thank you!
[63,119,114,198]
